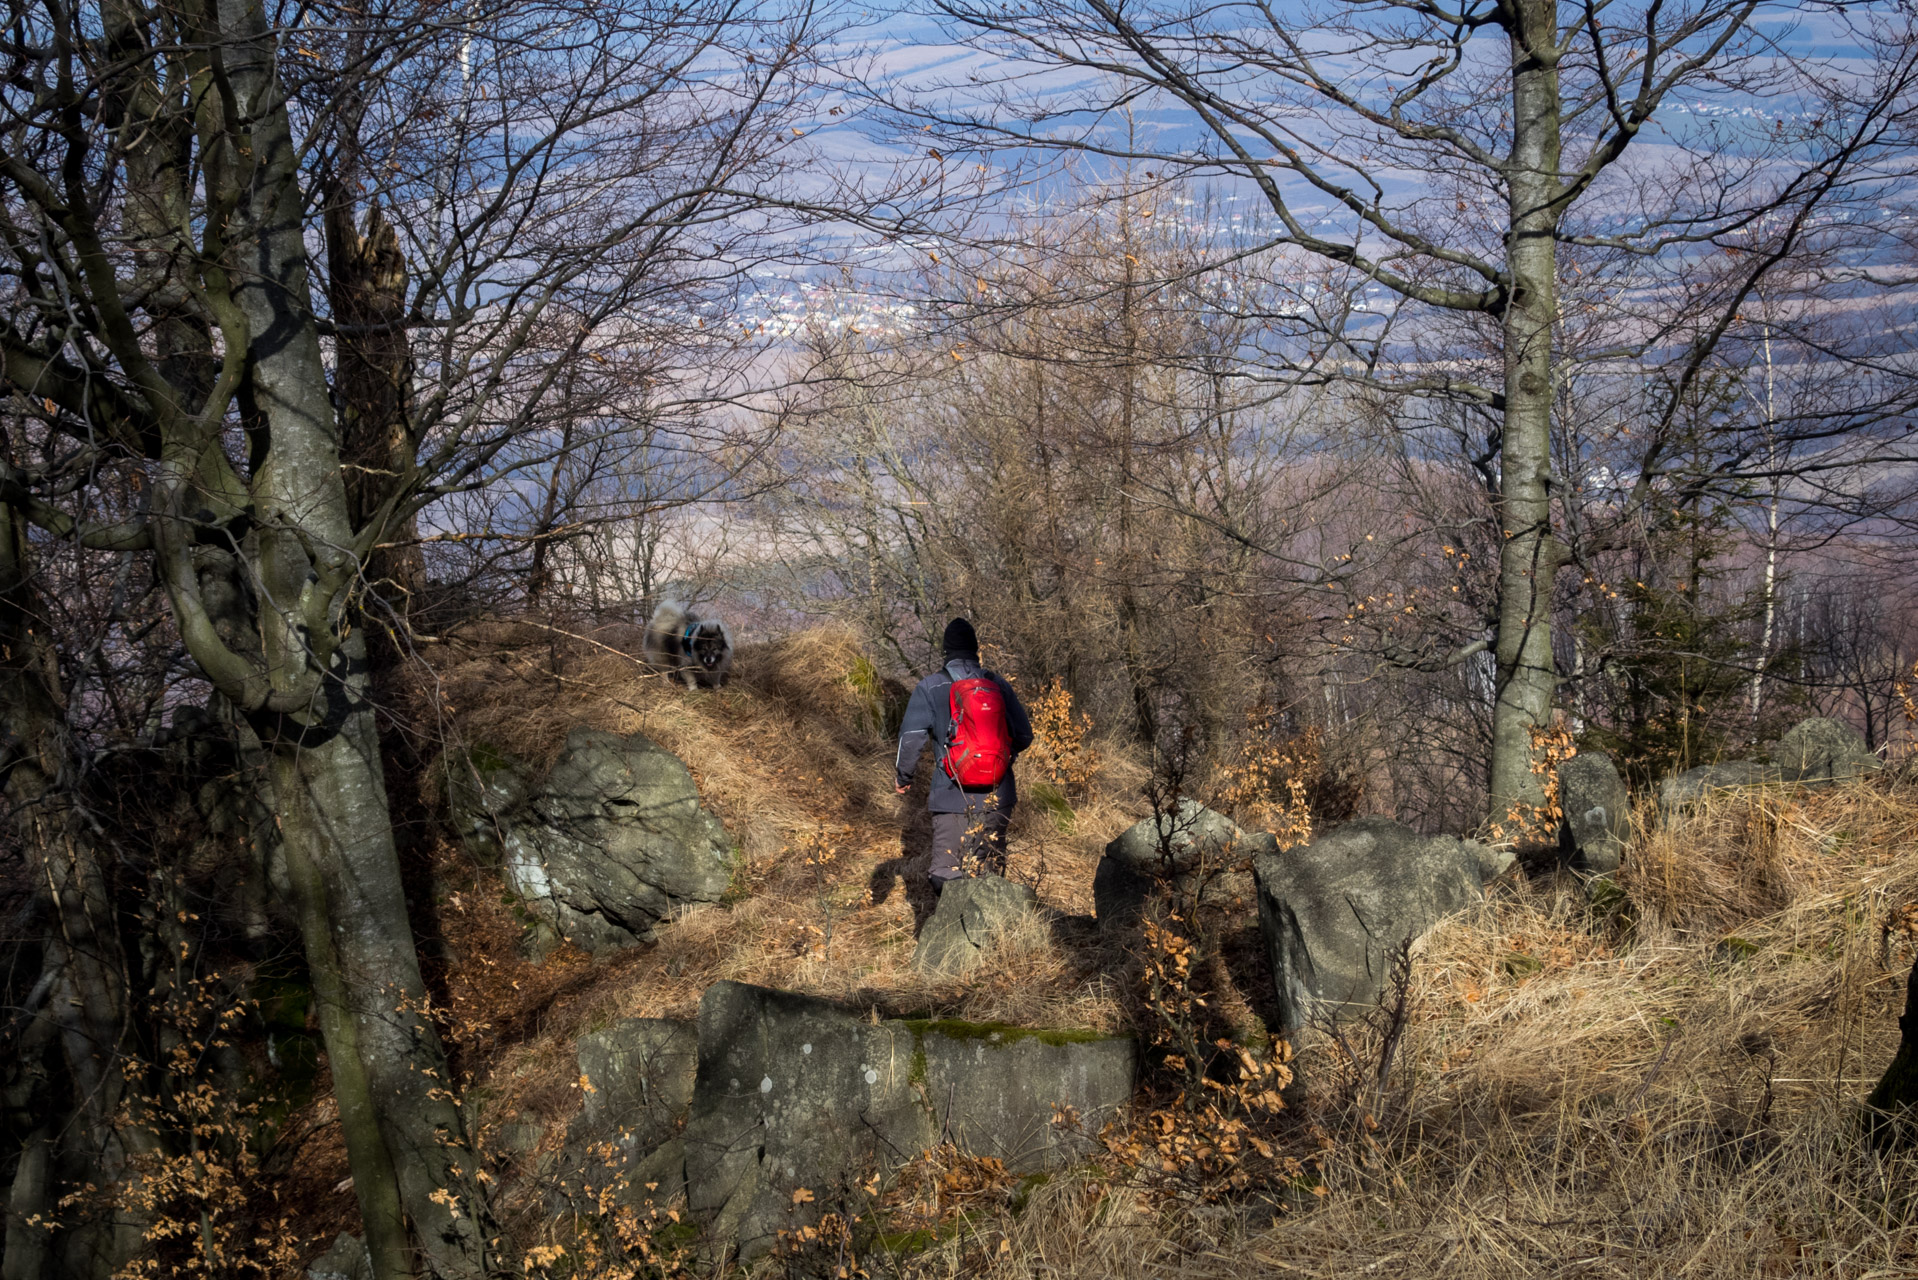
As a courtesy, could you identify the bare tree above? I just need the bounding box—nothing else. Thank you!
[0,0,837,1274]
[891,0,1918,825]
[753,198,1349,753]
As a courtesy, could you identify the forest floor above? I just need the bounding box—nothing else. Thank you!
[271,623,1918,1278]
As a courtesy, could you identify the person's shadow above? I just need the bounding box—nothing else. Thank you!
[869,800,940,932]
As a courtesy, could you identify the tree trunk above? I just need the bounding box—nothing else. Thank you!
[1488,0,1566,828]
[209,5,486,1275]
[2,1121,52,1280]
[0,505,152,1280]
[328,200,426,613]
[326,193,445,1001]
[1116,203,1158,746]
[1750,321,1778,725]
[273,736,428,1280]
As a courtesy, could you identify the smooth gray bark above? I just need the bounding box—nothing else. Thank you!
[1489,0,1569,826]
[205,4,487,1274]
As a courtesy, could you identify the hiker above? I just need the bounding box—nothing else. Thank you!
[894,618,1034,891]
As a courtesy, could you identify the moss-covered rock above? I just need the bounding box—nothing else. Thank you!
[452,729,735,952]
[1774,717,1881,785]
[683,981,1133,1261]
[1658,760,1782,814]
[575,1018,698,1142]
[1560,750,1630,873]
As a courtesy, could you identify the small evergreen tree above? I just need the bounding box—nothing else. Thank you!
[1577,377,1801,788]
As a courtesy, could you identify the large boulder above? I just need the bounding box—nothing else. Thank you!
[554,1019,698,1214]
[1094,799,1275,932]
[1655,718,1880,819]
[1658,760,1781,815]
[683,981,1133,1260]
[306,1235,371,1280]
[1774,717,1881,784]
[909,1017,1133,1168]
[1558,751,1631,873]
[914,876,1039,975]
[490,729,735,950]
[684,983,931,1259]
[1253,817,1509,1033]
[446,745,538,868]
[576,1018,699,1142]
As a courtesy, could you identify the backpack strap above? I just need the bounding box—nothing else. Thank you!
[932,670,965,785]
[935,670,957,743]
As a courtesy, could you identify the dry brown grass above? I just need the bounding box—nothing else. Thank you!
[311,624,1918,1278]
[899,775,1918,1279]
[406,623,1152,1160]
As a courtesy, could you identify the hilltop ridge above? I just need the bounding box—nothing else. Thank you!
[262,621,1918,1277]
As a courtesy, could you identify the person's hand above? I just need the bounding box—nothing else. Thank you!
[895,783,910,794]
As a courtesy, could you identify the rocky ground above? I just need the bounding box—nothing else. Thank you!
[279,624,1918,1278]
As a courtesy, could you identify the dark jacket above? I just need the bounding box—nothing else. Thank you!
[894,656,1034,814]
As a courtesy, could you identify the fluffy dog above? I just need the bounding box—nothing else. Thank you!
[642,600,734,689]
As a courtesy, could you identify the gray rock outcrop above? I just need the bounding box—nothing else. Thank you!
[1253,817,1508,1033]
[451,729,736,951]
[560,1018,699,1211]
[1094,799,1275,932]
[914,876,1039,974]
[684,981,1133,1260]
[1558,751,1630,873]
[1656,718,1881,818]
[447,746,537,868]
[576,1018,699,1142]
[1658,760,1782,814]
[1773,716,1881,784]
[306,1235,371,1280]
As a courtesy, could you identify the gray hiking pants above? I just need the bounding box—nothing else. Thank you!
[929,804,1010,885]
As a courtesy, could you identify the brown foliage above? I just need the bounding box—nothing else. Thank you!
[1023,677,1101,800]
[891,772,1918,1278]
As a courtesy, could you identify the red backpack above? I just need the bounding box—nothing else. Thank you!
[942,677,1013,787]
